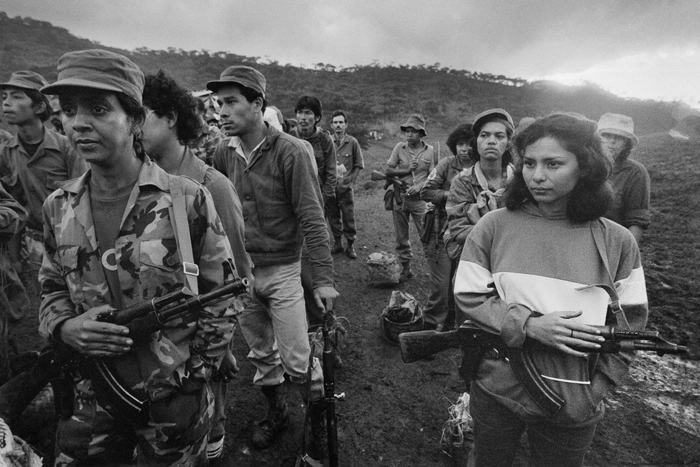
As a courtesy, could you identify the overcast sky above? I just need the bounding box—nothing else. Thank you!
[2,0,699,107]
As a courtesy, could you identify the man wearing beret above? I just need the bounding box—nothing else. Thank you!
[385,114,436,281]
[0,70,87,304]
[211,66,338,464]
[39,49,237,466]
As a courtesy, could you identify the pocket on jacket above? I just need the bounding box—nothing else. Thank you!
[136,238,181,286]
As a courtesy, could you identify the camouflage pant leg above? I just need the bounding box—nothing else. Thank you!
[54,377,213,467]
[136,381,213,466]
[54,377,139,466]
[208,379,228,458]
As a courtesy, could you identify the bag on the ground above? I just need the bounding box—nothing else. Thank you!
[379,291,423,344]
[366,251,401,285]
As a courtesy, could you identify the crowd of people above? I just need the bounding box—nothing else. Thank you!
[0,47,652,467]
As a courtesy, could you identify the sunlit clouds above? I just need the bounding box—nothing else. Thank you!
[1,0,698,107]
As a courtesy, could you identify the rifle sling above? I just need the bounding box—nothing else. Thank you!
[591,221,630,330]
[169,176,199,295]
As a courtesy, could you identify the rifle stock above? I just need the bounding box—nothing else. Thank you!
[370,170,387,181]
[398,329,460,363]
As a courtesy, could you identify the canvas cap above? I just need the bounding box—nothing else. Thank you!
[516,117,536,133]
[206,66,266,97]
[400,114,427,136]
[0,70,50,91]
[41,49,145,104]
[597,113,638,146]
[473,108,515,133]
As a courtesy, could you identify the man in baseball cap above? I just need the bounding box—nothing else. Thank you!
[210,66,338,464]
[0,70,86,309]
[38,49,237,466]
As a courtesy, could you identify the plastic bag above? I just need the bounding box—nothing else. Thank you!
[366,251,401,285]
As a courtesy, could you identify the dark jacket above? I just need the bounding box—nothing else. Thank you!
[213,125,333,288]
[291,127,337,201]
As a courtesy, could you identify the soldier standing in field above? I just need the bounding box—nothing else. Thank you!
[597,113,651,243]
[39,49,237,466]
[328,110,364,259]
[385,114,436,281]
[289,95,337,211]
[141,69,252,463]
[211,66,338,465]
[0,70,87,303]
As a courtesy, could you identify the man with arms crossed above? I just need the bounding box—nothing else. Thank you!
[328,110,364,259]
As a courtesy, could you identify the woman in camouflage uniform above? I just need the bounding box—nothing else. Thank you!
[39,49,237,466]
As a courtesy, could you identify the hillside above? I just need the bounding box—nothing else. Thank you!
[0,12,690,136]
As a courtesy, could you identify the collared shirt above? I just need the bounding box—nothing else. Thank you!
[225,135,265,165]
[39,158,236,401]
[333,133,364,192]
[290,126,337,200]
[387,140,435,196]
[0,128,87,230]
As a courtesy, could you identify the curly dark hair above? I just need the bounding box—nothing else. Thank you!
[468,115,513,168]
[115,93,147,160]
[504,113,613,223]
[446,123,474,155]
[143,70,200,145]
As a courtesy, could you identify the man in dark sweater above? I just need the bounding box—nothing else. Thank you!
[210,66,338,464]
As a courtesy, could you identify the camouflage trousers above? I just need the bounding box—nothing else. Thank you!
[54,376,213,466]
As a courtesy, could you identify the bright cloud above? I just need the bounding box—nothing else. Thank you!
[1,0,699,107]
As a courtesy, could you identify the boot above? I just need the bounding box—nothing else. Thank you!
[305,398,328,462]
[399,261,414,282]
[251,384,289,449]
[345,239,357,259]
[330,237,344,254]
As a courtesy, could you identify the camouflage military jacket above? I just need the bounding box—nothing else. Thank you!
[39,159,236,401]
[0,128,87,230]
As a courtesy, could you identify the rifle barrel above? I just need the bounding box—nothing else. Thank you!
[108,288,191,326]
[323,312,339,467]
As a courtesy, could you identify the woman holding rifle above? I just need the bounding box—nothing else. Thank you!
[38,49,237,466]
[454,113,648,466]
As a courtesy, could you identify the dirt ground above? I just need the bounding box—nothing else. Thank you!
[11,132,700,466]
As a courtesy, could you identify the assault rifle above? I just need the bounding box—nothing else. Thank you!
[322,310,339,467]
[399,321,688,417]
[370,170,408,191]
[0,278,249,426]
